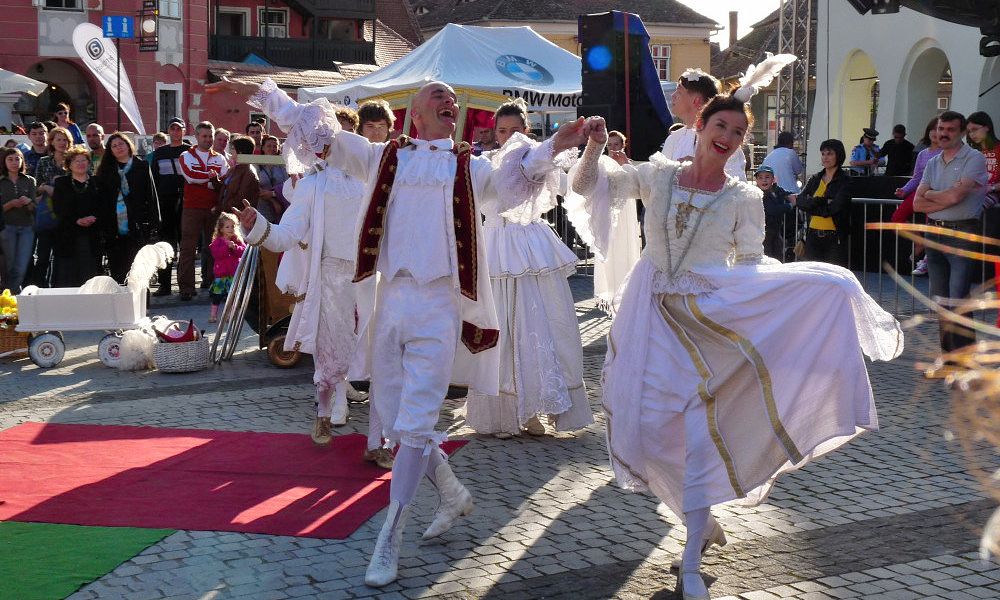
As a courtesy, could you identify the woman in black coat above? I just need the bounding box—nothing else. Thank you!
[96,132,161,283]
[52,147,108,287]
[796,139,852,267]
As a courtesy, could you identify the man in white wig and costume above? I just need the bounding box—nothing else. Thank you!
[207,76,595,587]
[226,102,394,469]
[565,56,903,599]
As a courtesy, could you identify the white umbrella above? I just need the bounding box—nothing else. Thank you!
[0,68,48,96]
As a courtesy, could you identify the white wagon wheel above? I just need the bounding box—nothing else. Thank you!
[98,333,123,368]
[28,332,65,368]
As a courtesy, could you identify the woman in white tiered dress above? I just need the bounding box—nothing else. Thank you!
[465,99,593,437]
[568,94,903,599]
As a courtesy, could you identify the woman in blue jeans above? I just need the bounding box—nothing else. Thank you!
[0,147,36,292]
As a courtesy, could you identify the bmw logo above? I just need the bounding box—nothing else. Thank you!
[495,55,554,86]
[87,38,104,60]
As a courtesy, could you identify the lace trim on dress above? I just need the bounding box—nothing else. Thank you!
[650,269,718,295]
[247,79,342,175]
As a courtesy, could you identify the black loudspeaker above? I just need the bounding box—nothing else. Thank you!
[577,11,672,161]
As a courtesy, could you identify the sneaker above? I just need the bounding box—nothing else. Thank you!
[912,258,928,276]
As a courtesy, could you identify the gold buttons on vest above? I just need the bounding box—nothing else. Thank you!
[368,227,382,235]
[381,183,391,192]
[454,218,461,228]
[363,247,378,255]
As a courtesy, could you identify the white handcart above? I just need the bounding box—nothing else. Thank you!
[15,280,146,368]
[14,242,174,368]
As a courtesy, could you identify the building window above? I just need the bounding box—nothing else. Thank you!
[217,9,249,37]
[937,97,950,111]
[156,82,183,134]
[258,8,288,38]
[159,0,180,19]
[650,44,671,81]
[43,0,81,10]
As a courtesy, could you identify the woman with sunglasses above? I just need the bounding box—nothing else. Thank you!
[53,103,84,145]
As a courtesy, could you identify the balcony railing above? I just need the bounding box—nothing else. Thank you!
[210,35,375,69]
[286,0,375,19]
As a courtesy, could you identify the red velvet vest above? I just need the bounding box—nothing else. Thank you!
[353,137,498,354]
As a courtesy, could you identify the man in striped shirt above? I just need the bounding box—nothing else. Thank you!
[178,121,230,301]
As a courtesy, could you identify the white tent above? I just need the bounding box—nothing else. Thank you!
[299,24,582,113]
[0,68,47,96]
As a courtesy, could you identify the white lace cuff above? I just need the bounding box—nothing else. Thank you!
[247,78,342,174]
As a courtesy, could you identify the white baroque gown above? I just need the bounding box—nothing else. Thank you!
[465,134,594,434]
[568,150,903,516]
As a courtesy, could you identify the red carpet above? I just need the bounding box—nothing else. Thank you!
[0,422,466,539]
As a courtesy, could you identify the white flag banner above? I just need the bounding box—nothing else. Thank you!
[72,23,146,135]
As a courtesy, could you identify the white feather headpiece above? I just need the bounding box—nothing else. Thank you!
[681,67,712,83]
[733,53,797,103]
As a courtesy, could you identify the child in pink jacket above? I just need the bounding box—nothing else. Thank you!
[208,212,246,323]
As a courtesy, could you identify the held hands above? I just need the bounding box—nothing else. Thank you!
[551,116,607,153]
[76,215,97,227]
[230,199,257,232]
[227,240,236,251]
[894,187,905,198]
[204,76,261,100]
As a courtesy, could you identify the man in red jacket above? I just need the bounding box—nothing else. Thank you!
[178,121,230,301]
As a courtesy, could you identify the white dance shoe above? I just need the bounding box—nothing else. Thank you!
[330,399,349,426]
[421,462,474,539]
[365,501,409,587]
[671,517,727,569]
[679,569,710,600]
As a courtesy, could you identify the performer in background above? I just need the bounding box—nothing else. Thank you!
[465,98,593,438]
[566,56,903,599]
[207,76,592,588]
[231,104,394,470]
[662,68,746,180]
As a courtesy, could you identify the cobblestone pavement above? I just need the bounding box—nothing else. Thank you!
[2,273,999,599]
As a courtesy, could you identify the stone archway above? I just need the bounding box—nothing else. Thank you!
[906,46,951,140]
[13,59,95,126]
[835,50,878,145]
[980,57,1000,119]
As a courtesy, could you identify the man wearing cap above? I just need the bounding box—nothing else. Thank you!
[849,128,884,176]
[754,165,797,261]
[761,131,803,192]
[879,124,915,177]
[151,117,191,296]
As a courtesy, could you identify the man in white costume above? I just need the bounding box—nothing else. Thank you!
[231,103,395,469]
[207,76,593,587]
[663,68,746,180]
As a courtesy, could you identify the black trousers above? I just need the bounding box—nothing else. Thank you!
[804,228,848,268]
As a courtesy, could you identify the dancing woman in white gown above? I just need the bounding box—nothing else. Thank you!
[465,99,593,437]
[568,93,903,598]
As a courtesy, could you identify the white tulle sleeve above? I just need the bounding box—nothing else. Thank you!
[564,140,640,260]
[733,186,767,264]
[247,78,342,174]
[490,133,575,225]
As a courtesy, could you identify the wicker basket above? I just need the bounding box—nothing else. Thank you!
[0,324,29,357]
[153,337,210,373]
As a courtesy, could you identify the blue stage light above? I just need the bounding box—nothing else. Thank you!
[586,46,613,71]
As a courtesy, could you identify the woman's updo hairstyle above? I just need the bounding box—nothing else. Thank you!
[696,91,754,131]
[494,97,529,128]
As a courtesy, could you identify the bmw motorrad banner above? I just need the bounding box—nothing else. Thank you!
[72,23,147,135]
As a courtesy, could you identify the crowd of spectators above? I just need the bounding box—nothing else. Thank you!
[0,105,287,296]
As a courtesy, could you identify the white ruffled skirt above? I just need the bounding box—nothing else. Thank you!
[466,221,593,434]
[603,257,903,516]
